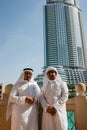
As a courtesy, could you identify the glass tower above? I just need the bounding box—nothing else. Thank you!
[44,0,87,68]
[35,0,87,86]
[43,0,87,84]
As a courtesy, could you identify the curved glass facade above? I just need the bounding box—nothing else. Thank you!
[44,0,87,69]
[43,0,87,84]
[35,0,87,86]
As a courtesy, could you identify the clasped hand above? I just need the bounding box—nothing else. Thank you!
[25,97,38,104]
[46,106,57,116]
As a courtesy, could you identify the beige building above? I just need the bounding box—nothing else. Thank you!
[0,84,12,130]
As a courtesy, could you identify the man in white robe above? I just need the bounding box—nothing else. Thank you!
[40,66,68,130]
[6,68,41,130]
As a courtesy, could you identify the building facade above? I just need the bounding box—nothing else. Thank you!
[35,0,87,85]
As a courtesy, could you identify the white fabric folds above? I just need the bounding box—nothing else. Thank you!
[40,66,68,130]
[6,71,41,130]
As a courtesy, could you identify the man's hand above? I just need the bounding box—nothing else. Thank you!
[46,106,57,116]
[25,97,38,104]
[33,97,38,104]
[25,97,33,104]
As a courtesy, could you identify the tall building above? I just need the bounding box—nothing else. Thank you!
[35,0,87,85]
[0,83,3,98]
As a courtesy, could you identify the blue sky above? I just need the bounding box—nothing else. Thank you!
[0,0,87,86]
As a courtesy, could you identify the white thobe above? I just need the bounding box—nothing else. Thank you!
[7,82,41,130]
[40,81,68,130]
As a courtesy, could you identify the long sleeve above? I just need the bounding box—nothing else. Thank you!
[53,82,68,109]
[6,84,26,120]
[9,85,26,105]
[40,92,49,111]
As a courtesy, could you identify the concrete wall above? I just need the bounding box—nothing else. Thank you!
[0,100,11,130]
[67,96,87,130]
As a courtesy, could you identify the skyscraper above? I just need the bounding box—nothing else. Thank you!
[44,0,87,67]
[35,0,87,85]
[43,0,87,84]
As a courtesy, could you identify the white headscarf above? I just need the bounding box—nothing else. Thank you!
[15,70,35,85]
[42,66,62,93]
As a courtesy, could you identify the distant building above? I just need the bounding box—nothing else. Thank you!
[35,0,87,86]
[0,85,2,98]
[0,83,3,98]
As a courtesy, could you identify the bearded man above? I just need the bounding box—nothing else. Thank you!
[6,68,41,130]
